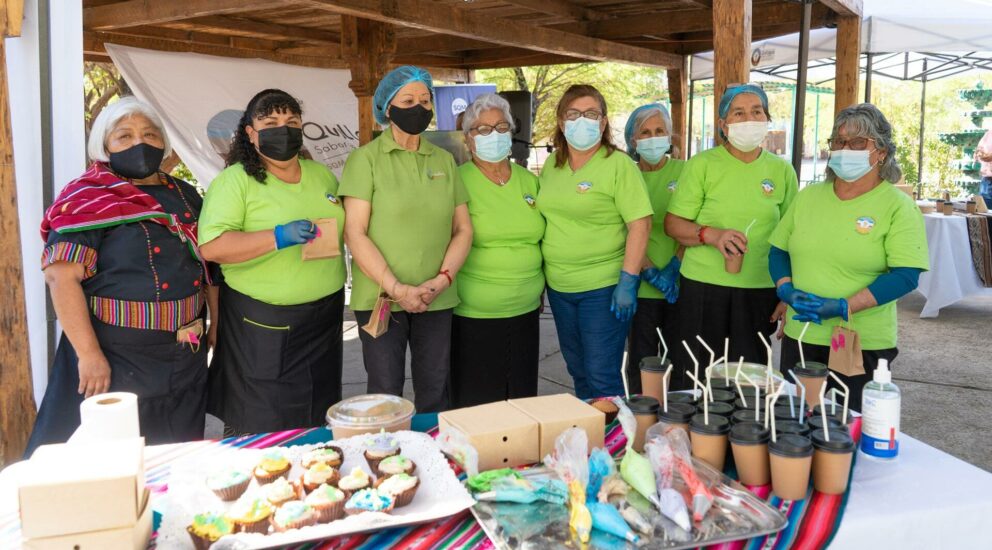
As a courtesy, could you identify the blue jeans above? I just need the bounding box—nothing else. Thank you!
[547,285,631,399]
[981,177,992,206]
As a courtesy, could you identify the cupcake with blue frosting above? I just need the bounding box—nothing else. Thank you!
[344,488,395,516]
[269,500,317,532]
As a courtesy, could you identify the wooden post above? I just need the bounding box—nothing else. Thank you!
[341,16,395,145]
[834,14,861,117]
[0,0,36,466]
[667,56,689,160]
[711,0,752,144]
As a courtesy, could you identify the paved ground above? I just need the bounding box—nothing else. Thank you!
[208,291,992,473]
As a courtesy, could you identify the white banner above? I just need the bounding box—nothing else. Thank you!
[105,44,359,185]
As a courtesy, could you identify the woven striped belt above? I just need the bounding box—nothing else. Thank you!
[90,293,203,332]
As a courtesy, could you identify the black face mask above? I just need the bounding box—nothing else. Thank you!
[256,126,303,161]
[388,104,433,135]
[109,143,164,180]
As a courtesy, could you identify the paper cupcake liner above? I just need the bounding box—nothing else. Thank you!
[336,478,371,496]
[364,448,400,473]
[310,499,345,523]
[374,476,420,508]
[186,526,218,550]
[300,470,340,494]
[270,513,318,532]
[344,498,394,516]
[374,458,417,479]
[302,445,344,469]
[253,464,291,485]
[231,516,270,535]
[211,477,251,502]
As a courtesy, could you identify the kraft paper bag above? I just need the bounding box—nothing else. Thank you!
[361,293,392,338]
[828,323,866,377]
[301,219,340,261]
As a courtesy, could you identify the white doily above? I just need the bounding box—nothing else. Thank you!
[155,431,473,549]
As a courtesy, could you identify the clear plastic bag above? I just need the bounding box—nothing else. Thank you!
[436,426,479,477]
[544,427,592,543]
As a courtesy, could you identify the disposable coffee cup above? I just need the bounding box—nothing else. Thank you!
[639,356,670,406]
[967,200,978,214]
[775,404,800,422]
[667,392,698,407]
[731,409,765,425]
[708,389,737,404]
[811,405,847,425]
[793,362,828,410]
[625,395,660,452]
[689,414,731,471]
[775,420,811,438]
[725,252,744,274]
[768,434,814,500]
[808,415,848,434]
[730,422,771,486]
[696,401,734,418]
[942,201,954,215]
[810,429,856,495]
[733,397,765,412]
[657,402,696,433]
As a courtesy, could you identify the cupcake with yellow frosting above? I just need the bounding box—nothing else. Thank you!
[261,477,299,507]
[336,467,372,495]
[304,483,346,522]
[300,462,340,493]
[374,473,420,507]
[301,445,344,469]
[187,512,233,549]
[269,500,317,532]
[253,449,291,484]
[226,497,273,534]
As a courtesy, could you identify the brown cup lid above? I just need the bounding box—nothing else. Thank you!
[658,402,696,423]
[810,429,856,452]
[639,356,670,373]
[775,419,811,438]
[729,421,770,444]
[689,413,730,435]
[626,395,660,415]
[793,362,828,378]
[696,401,734,417]
[768,434,814,457]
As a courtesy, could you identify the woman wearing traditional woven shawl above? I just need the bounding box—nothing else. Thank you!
[25,97,217,456]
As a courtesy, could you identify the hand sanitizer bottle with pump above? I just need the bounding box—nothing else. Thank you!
[860,359,900,460]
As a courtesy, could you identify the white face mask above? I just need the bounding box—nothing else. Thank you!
[726,121,768,152]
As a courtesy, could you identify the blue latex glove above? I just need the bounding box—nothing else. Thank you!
[792,294,849,324]
[610,270,640,322]
[274,220,317,250]
[776,282,821,308]
[657,256,681,304]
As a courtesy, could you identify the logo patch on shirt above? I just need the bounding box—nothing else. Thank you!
[667,180,677,193]
[761,179,775,196]
[856,216,875,234]
[523,193,537,208]
[326,193,340,204]
[576,181,593,194]
[426,169,446,180]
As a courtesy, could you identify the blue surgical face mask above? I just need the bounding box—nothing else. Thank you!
[564,118,603,151]
[473,131,512,163]
[829,149,877,182]
[635,136,671,164]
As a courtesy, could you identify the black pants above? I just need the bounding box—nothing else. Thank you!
[450,309,540,408]
[208,284,343,434]
[672,276,780,392]
[354,308,453,413]
[626,297,677,395]
[780,335,897,413]
[26,316,208,457]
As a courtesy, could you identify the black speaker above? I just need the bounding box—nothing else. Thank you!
[499,90,534,168]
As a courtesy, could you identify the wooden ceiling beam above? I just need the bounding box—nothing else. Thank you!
[303,0,682,68]
[398,34,498,54]
[183,15,340,44]
[501,0,610,21]
[84,0,292,30]
[819,0,862,17]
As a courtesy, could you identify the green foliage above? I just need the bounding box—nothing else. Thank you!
[170,161,201,193]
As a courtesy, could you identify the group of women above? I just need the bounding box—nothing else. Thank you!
[26,64,927,454]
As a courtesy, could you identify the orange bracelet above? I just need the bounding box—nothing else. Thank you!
[439,269,452,285]
[698,225,710,244]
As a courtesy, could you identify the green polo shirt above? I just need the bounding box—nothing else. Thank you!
[667,145,798,289]
[538,147,653,293]
[198,160,346,306]
[769,181,929,349]
[339,130,468,312]
[455,162,545,319]
[639,158,685,300]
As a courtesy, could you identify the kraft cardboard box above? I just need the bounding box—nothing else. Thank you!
[18,437,145,539]
[508,394,605,458]
[23,488,152,550]
[439,402,540,471]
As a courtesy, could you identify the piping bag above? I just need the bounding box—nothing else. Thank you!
[437,427,480,477]
[586,448,638,542]
[644,435,691,531]
[475,476,568,505]
[544,427,592,543]
[667,427,714,522]
[611,397,657,503]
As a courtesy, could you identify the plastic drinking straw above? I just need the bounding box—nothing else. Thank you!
[656,327,668,365]
[662,364,673,412]
[621,351,630,400]
[819,381,831,442]
[723,338,730,384]
[827,371,851,425]
[756,331,773,389]
[798,322,811,372]
[682,340,700,399]
[739,368,760,423]
[687,371,707,425]
[734,357,749,406]
[744,218,757,238]
[788,370,807,425]
[768,383,785,443]
[704,356,724,400]
[829,388,839,415]
[696,335,716,378]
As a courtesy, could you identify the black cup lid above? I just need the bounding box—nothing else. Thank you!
[811,405,847,423]
[689,413,731,435]
[769,433,814,457]
[774,404,800,420]
[639,356,670,372]
[793,361,828,378]
[775,420,811,437]
[731,409,765,425]
[626,395,660,414]
[733,398,764,412]
[697,401,734,417]
[808,416,845,431]
[708,389,737,403]
[810,429,856,452]
[667,392,697,405]
[729,421,770,444]
[708,379,736,392]
[658,402,696,423]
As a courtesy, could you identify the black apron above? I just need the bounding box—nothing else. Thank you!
[25,315,208,457]
[208,283,343,434]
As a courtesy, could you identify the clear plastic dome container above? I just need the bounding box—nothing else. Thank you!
[326,394,415,439]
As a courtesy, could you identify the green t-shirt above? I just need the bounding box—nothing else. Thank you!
[668,146,798,289]
[638,158,685,299]
[769,181,929,349]
[454,162,545,318]
[538,147,653,293]
[338,130,468,312]
[198,160,346,306]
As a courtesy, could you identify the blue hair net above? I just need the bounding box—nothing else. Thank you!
[718,83,768,120]
[623,103,672,157]
[373,65,435,125]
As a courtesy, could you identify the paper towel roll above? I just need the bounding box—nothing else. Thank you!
[69,392,140,443]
